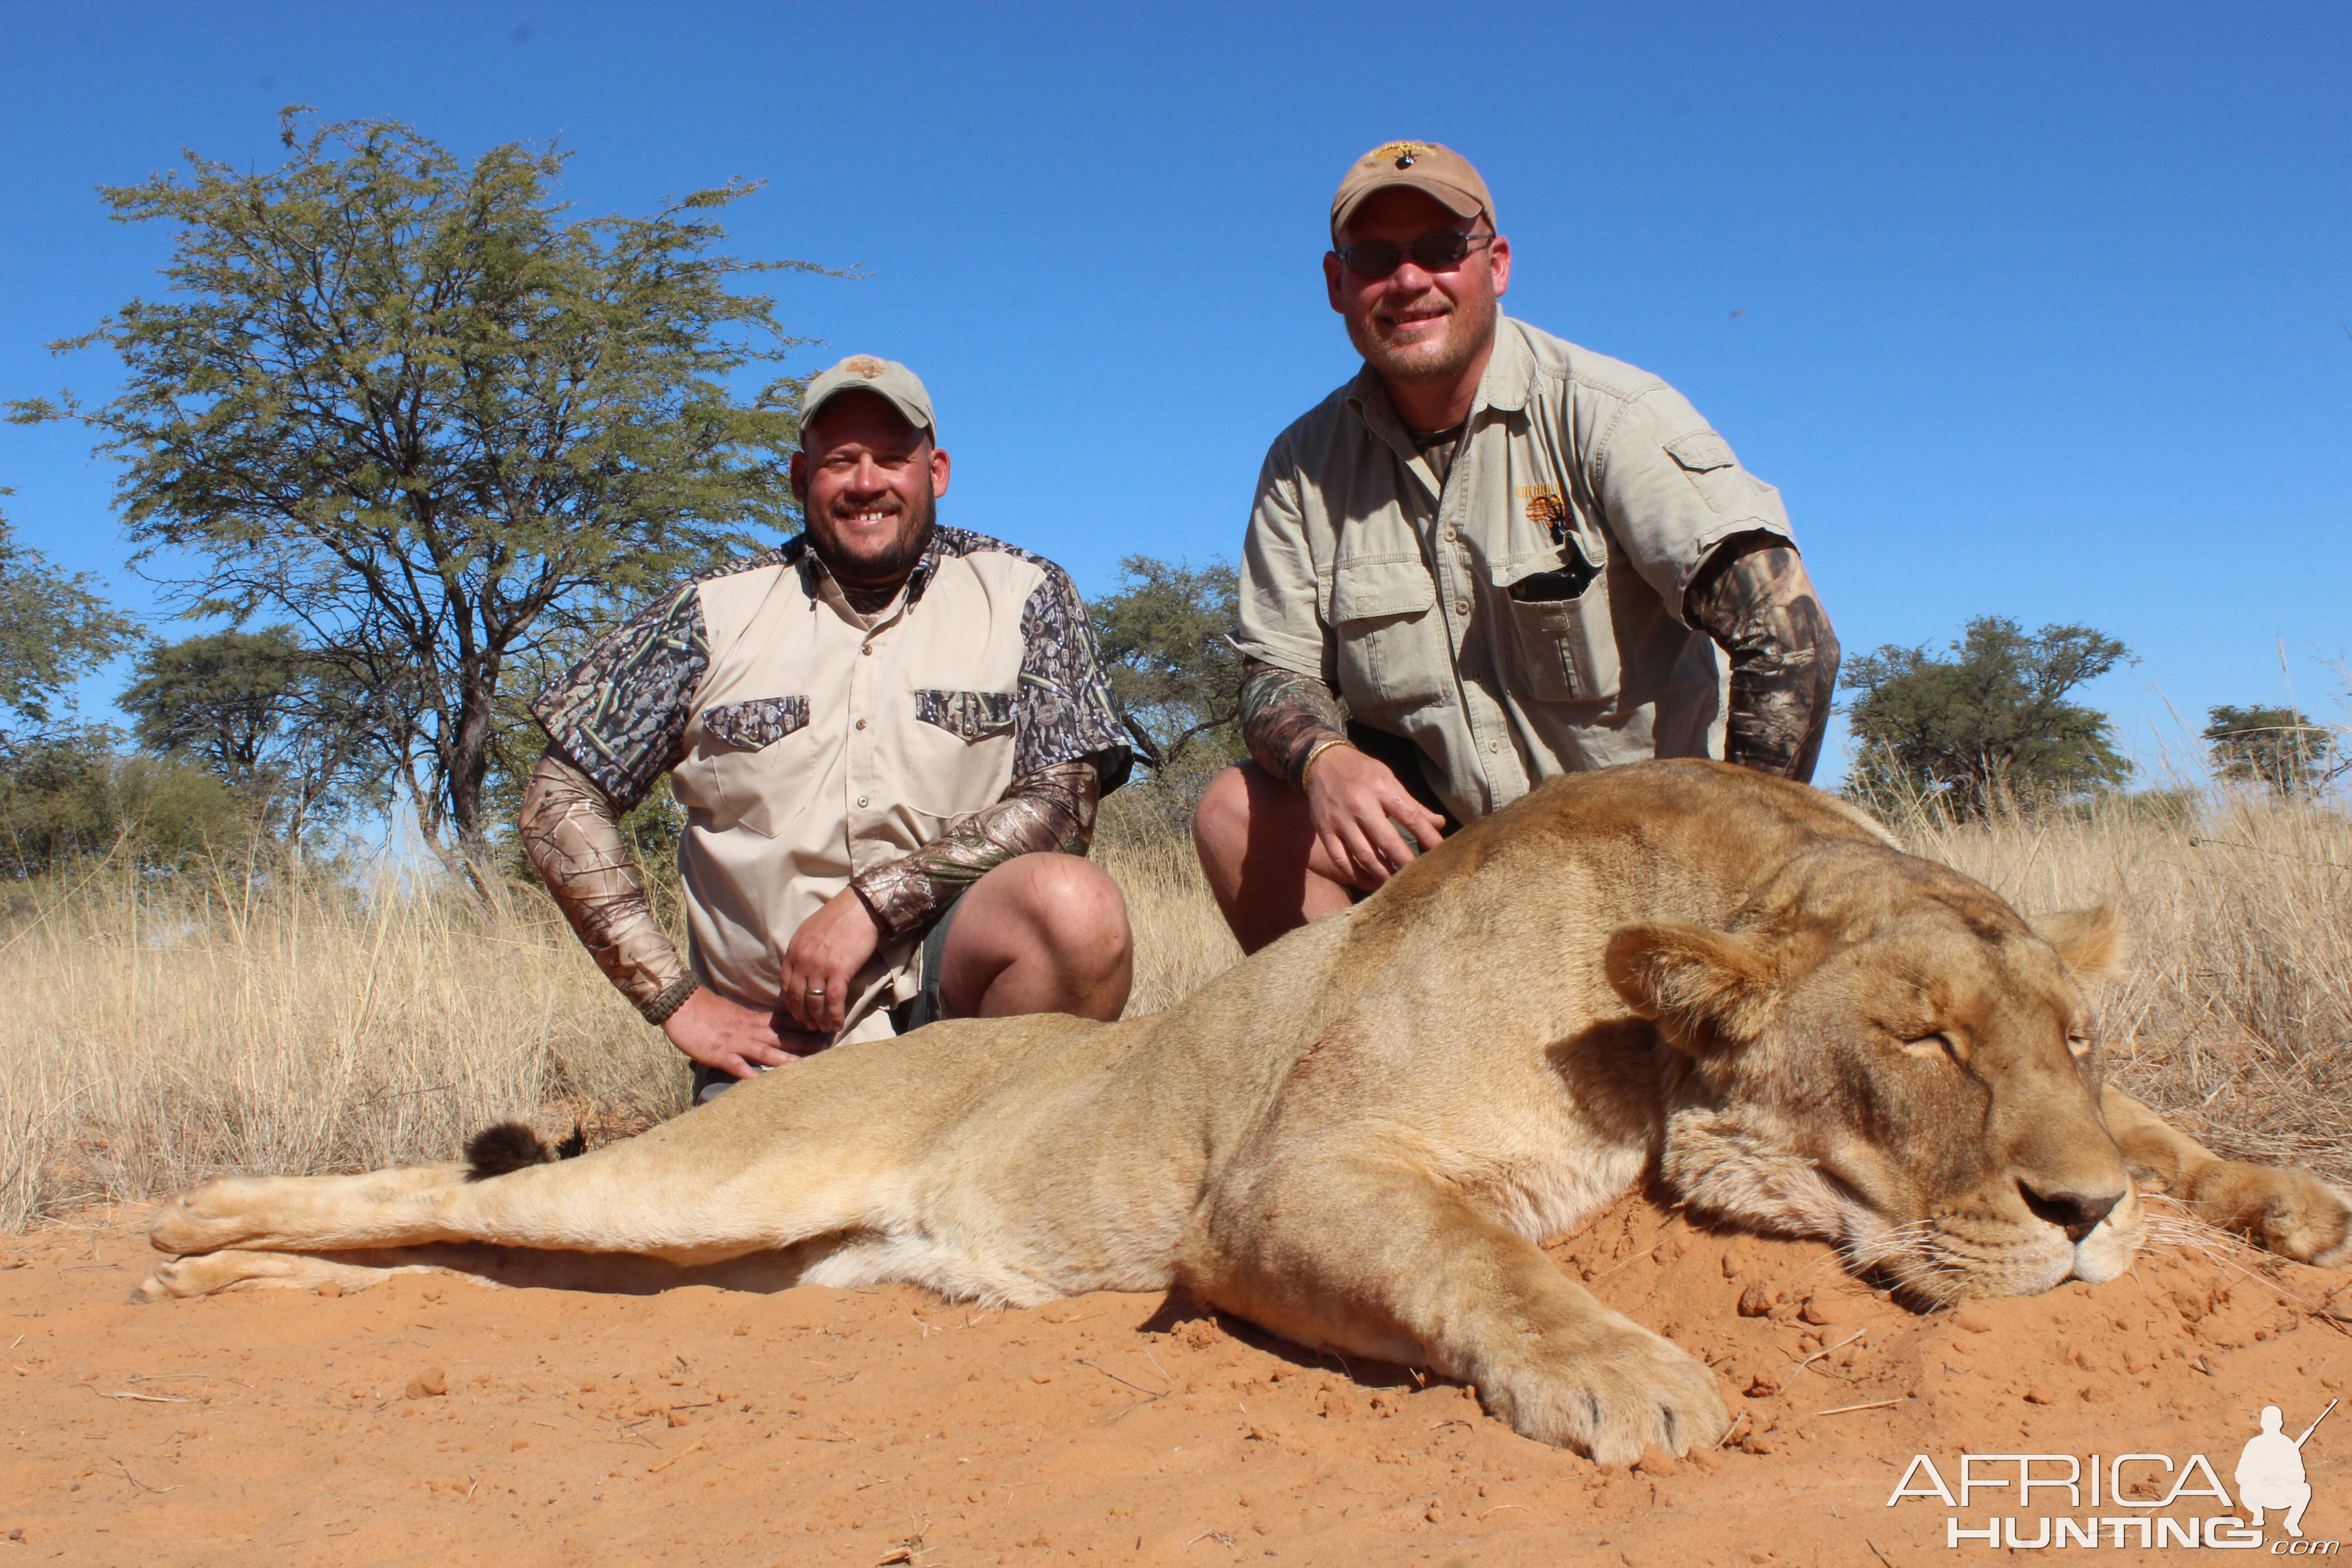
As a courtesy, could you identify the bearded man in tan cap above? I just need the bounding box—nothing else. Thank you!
[522,355,1136,1100]
[1194,141,1842,952]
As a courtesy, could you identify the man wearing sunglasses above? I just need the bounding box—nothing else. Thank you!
[1194,141,1841,953]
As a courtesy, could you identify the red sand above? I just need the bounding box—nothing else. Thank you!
[3,1195,2346,1566]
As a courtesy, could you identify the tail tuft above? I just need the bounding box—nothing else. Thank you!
[464,1122,554,1181]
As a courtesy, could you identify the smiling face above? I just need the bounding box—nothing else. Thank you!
[789,390,952,592]
[1609,847,2144,1303]
[1324,186,1511,396]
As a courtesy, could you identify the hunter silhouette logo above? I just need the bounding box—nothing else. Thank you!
[2240,1399,2334,1539]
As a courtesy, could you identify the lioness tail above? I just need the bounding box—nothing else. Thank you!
[464,1122,555,1181]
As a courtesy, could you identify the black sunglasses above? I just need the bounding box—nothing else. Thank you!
[1334,230,1495,279]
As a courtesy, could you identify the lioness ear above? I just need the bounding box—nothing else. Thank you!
[1604,921,1775,1054]
[2031,904,2131,984]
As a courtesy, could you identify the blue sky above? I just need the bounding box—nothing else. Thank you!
[2,1,2347,784]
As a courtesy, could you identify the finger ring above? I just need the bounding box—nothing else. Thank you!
[809,985,826,995]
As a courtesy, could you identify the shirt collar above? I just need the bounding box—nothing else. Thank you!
[1476,315,1533,413]
[790,528,945,613]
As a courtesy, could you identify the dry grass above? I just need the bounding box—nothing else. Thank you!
[0,822,1241,1235]
[0,853,684,1234]
[1097,794,1245,1017]
[2,780,2342,1234]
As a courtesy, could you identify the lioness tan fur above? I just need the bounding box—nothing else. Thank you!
[134,761,2352,1463]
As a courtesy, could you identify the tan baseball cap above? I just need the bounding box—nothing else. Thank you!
[801,354,936,438]
[1329,140,1494,244]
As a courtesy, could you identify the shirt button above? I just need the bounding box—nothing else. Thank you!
[855,718,867,730]
[861,643,873,657]
[1445,529,1460,543]
[856,795,869,808]
[1489,740,1501,753]
[1455,600,1470,615]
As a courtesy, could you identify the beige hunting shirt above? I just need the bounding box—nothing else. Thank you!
[1234,317,1797,823]
[532,529,1130,1040]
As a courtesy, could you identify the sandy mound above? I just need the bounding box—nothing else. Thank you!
[2,1195,2345,1565]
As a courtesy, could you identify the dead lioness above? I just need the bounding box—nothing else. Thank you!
[134,761,2351,1463]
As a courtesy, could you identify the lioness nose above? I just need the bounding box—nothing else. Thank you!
[2018,1180,2122,1241]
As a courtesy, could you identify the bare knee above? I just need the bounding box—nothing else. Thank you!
[1195,761,1310,886]
[1192,764,1254,872]
[1015,853,1132,973]
[944,854,1133,1021]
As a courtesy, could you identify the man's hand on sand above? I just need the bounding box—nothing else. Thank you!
[779,889,882,1034]
[661,989,825,1080]
[1305,745,1449,891]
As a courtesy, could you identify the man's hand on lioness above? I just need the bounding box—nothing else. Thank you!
[662,990,824,1080]
[779,888,882,1034]
[1305,744,1450,891]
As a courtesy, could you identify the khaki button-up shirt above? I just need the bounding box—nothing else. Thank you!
[1233,317,1797,823]
[533,529,1129,1040]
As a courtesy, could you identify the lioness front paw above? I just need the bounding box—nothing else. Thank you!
[1480,1326,1730,1465]
[130,1248,381,1302]
[2226,1165,2352,1269]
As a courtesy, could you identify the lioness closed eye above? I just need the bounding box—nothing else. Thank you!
[134,761,2351,1465]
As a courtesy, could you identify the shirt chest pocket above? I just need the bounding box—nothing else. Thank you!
[914,689,1015,742]
[1494,544,1621,704]
[703,696,810,750]
[694,695,813,836]
[903,688,1018,816]
[1328,557,1453,714]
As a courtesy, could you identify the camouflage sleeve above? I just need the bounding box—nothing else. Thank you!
[519,750,696,1024]
[848,758,1100,943]
[1240,657,1349,788]
[529,584,709,812]
[1685,533,1842,784]
[1013,567,1134,793]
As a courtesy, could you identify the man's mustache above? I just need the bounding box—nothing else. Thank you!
[1374,294,1454,326]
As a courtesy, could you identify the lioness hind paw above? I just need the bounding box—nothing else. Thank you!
[147,1181,260,1257]
[2256,1174,2352,1269]
[1483,1331,1730,1465]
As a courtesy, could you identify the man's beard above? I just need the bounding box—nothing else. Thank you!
[810,485,936,592]
[1347,285,1498,388]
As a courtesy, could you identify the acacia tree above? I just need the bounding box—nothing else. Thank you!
[13,111,830,884]
[2203,704,2341,795]
[1088,555,1243,774]
[122,627,385,846]
[0,494,138,743]
[1842,616,2132,809]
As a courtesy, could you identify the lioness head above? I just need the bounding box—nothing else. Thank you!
[1604,840,2142,1304]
